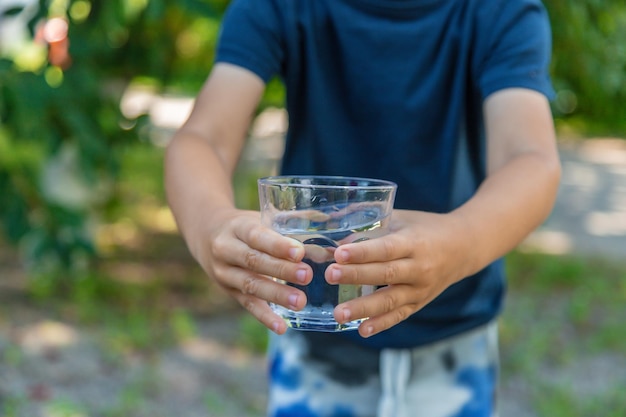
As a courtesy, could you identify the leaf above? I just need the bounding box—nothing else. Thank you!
[1,6,24,17]
[145,0,166,21]
[0,185,31,243]
[179,0,219,18]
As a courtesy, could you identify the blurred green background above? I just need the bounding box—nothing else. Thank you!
[0,1,625,416]
[1,0,625,277]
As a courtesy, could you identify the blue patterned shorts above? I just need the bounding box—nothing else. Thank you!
[267,322,499,417]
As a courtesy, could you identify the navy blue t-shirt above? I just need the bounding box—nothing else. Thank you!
[216,0,554,349]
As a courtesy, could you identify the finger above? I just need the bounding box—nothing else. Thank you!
[333,285,423,331]
[234,221,306,262]
[224,266,308,312]
[217,238,313,285]
[326,258,415,286]
[227,288,289,334]
[357,305,418,338]
[334,234,412,264]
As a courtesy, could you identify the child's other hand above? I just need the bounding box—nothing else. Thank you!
[325,209,474,338]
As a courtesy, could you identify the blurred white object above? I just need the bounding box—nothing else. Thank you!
[0,0,37,55]
[40,144,112,210]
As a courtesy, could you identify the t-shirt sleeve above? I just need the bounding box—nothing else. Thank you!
[215,0,284,83]
[474,0,555,100]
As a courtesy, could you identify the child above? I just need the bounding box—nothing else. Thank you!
[165,0,561,415]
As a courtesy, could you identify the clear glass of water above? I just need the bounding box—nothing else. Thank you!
[258,175,397,332]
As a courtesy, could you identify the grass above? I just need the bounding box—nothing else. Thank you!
[503,251,626,353]
[533,384,626,417]
[24,270,205,357]
[501,251,626,414]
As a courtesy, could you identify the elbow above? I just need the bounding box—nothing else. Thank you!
[539,149,563,221]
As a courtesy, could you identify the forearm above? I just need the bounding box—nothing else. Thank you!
[165,63,265,257]
[164,131,238,260]
[452,149,561,277]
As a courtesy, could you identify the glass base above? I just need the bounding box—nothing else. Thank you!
[271,304,363,332]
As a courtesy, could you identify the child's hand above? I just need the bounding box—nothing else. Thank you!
[194,208,313,334]
[325,209,474,338]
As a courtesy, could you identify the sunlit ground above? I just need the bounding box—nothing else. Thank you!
[522,138,626,258]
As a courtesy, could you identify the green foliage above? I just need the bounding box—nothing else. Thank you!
[1,0,625,277]
[0,0,225,274]
[546,0,626,134]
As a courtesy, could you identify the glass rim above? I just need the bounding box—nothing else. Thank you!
[258,175,397,190]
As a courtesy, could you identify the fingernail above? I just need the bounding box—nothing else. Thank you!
[341,308,351,322]
[296,269,307,284]
[289,246,302,261]
[363,325,374,338]
[336,249,349,263]
[288,293,300,309]
[271,321,282,334]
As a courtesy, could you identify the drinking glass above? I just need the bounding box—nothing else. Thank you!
[258,175,397,332]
